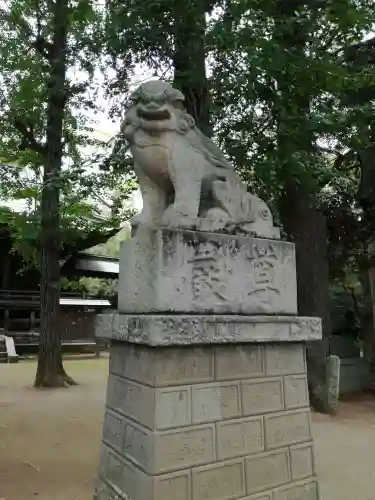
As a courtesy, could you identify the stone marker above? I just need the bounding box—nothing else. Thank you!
[326,355,340,413]
[93,80,322,500]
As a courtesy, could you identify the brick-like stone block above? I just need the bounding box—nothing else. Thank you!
[155,386,191,429]
[98,445,193,500]
[273,478,319,500]
[215,345,264,381]
[106,375,155,429]
[109,343,154,385]
[122,418,153,471]
[217,416,264,460]
[102,410,125,452]
[153,469,191,500]
[99,445,125,492]
[290,443,315,481]
[124,420,215,474]
[154,348,214,386]
[154,424,216,473]
[245,449,290,494]
[104,413,216,475]
[284,376,309,409]
[265,345,305,376]
[107,375,192,431]
[241,378,283,416]
[192,381,241,424]
[109,343,214,387]
[264,410,311,449]
[192,458,246,500]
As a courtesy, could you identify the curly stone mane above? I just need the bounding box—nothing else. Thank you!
[123,82,196,137]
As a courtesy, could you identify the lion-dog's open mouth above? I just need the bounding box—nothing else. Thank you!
[137,107,171,121]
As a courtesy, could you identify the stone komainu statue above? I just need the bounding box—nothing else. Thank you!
[121,80,279,238]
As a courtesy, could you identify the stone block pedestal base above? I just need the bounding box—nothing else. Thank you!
[94,338,320,500]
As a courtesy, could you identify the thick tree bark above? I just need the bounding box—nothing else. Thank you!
[279,183,331,412]
[34,0,76,388]
[172,2,212,136]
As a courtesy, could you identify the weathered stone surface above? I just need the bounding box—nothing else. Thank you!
[122,80,279,238]
[109,343,214,387]
[245,449,290,494]
[191,381,241,423]
[265,345,306,376]
[106,375,155,429]
[153,469,191,500]
[284,376,309,409]
[241,378,284,416]
[216,416,264,459]
[102,410,125,452]
[98,445,151,500]
[94,480,124,500]
[96,314,322,346]
[241,494,272,500]
[215,345,264,380]
[192,458,246,500]
[154,424,216,473]
[154,348,214,386]
[155,386,191,429]
[106,374,191,432]
[97,445,193,500]
[326,355,340,413]
[118,228,296,314]
[122,418,153,470]
[272,478,319,500]
[264,410,311,449]
[290,443,316,481]
[108,413,216,474]
[96,341,321,500]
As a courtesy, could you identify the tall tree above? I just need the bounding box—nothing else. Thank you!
[0,0,126,386]
[210,0,374,411]
[105,0,217,134]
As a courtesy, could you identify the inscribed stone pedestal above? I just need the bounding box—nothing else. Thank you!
[118,227,297,315]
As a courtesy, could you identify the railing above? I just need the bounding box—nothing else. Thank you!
[0,290,84,309]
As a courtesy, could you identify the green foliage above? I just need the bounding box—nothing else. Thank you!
[79,277,117,298]
[105,0,375,203]
[209,1,375,203]
[0,0,135,266]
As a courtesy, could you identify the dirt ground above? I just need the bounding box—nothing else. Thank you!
[1,359,375,500]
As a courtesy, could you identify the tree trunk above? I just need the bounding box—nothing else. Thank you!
[279,182,332,412]
[172,1,211,136]
[34,0,75,388]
